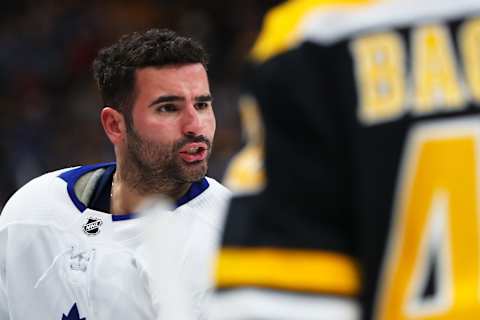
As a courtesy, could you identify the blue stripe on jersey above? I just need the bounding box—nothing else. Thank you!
[111,213,135,221]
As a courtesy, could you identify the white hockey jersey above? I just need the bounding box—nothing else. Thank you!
[0,163,230,320]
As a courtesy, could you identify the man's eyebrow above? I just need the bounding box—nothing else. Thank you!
[196,95,213,102]
[148,94,212,107]
[149,95,184,107]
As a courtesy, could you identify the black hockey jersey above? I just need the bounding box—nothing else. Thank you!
[214,0,480,319]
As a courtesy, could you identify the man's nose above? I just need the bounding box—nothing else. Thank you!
[181,105,202,136]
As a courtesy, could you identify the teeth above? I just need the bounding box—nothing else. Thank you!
[188,147,200,154]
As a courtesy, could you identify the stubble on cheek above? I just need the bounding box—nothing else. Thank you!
[122,129,211,195]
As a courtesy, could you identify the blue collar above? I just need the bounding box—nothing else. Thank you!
[176,177,210,207]
[59,162,210,220]
[59,162,115,213]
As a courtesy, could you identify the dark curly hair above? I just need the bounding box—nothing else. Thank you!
[93,28,208,124]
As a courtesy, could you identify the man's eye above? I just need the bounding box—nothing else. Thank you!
[195,102,210,110]
[157,104,177,112]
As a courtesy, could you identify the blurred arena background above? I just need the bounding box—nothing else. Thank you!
[0,0,280,208]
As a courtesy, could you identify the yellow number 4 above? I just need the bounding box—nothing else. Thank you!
[376,117,480,320]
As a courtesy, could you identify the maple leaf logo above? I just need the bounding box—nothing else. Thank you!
[62,303,86,320]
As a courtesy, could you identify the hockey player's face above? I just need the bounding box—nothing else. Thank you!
[124,64,215,191]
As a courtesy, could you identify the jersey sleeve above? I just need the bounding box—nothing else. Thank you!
[211,42,361,319]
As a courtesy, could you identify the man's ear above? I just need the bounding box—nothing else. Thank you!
[101,107,127,145]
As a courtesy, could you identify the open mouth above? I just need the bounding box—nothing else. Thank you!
[186,145,205,154]
[179,142,208,163]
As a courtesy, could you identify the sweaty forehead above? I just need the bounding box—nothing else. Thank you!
[134,64,210,98]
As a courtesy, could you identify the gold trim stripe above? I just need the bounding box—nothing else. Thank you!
[216,247,360,296]
[251,0,376,63]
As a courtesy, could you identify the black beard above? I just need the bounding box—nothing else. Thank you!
[121,126,212,196]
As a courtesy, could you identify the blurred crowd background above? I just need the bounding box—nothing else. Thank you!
[0,0,281,207]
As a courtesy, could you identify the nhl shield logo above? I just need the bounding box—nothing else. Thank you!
[82,217,103,236]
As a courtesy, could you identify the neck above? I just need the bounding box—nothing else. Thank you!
[110,171,191,215]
